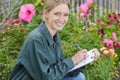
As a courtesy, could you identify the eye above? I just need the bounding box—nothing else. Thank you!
[64,13,69,17]
[54,12,61,16]
[54,12,69,17]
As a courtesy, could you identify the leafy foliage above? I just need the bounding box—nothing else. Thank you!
[0,25,27,79]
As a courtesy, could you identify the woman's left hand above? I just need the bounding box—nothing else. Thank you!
[93,48,100,61]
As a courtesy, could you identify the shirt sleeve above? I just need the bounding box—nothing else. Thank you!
[65,66,86,77]
[21,38,74,80]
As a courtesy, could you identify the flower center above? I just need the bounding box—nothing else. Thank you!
[26,10,31,15]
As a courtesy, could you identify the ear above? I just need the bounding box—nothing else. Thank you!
[42,9,48,21]
[42,9,48,17]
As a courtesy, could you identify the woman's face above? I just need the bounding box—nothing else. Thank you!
[44,3,69,34]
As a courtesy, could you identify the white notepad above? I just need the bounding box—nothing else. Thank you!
[69,48,100,72]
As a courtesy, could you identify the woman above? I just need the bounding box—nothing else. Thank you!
[9,0,99,80]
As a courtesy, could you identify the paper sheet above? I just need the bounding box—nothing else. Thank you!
[69,48,100,72]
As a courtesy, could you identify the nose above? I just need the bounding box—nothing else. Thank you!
[58,15,67,23]
[59,15,64,22]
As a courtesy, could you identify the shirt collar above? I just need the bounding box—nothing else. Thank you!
[39,22,61,46]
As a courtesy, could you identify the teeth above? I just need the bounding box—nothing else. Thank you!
[57,23,63,25]
[58,24,62,26]
[55,22,64,26]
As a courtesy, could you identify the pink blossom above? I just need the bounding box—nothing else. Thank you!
[79,13,85,17]
[115,42,120,48]
[79,13,88,18]
[112,32,118,42]
[103,39,114,49]
[2,18,22,25]
[19,4,35,22]
[86,0,94,5]
[97,18,102,24]
[77,3,89,14]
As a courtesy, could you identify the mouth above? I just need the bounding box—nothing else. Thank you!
[55,22,64,27]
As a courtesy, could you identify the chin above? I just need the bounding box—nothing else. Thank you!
[55,28,62,31]
[58,28,63,31]
[56,26,64,31]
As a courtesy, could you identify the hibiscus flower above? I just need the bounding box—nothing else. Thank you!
[19,4,35,22]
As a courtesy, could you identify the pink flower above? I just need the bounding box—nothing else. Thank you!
[77,3,89,14]
[79,13,88,18]
[115,42,120,48]
[103,39,114,49]
[112,32,118,42]
[97,18,102,24]
[77,3,89,18]
[86,0,94,5]
[19,4,35,22]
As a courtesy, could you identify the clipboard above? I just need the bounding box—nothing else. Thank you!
[69,48,100,72]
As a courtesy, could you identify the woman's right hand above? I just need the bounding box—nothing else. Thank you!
[71,49,88,65]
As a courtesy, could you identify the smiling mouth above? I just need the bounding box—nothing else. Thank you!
[55,22,64,27]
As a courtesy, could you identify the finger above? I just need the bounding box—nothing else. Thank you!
[94,52,100,61]
[80,49,88,53]
[95,51,100,58]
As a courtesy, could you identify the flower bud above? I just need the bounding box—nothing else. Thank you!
[103,50,109,55]
[109,49,114,53]
[113,53,118,58]
[109,52,115,56]
[100,47,106,52]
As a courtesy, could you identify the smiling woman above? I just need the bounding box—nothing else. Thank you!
[42,3,69,36]
[9,0,100,80]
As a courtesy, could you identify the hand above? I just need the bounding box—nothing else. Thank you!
[71,49,88,65]
[93,48,100,61]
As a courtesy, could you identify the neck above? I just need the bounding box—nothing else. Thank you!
[45,23,56,38]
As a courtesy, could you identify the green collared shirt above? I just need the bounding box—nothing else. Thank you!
[9,22,74,80]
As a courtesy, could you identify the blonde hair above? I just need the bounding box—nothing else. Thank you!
[43,0,70,12]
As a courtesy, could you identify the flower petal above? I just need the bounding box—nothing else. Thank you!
[86,0,94,5]
[103,38,114,49]
[112,32,118,42]
[19,5,27,19]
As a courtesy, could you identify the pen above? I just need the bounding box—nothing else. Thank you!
[75,44,82,50]
[75,44,87,63]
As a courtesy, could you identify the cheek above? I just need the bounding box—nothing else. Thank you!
[47,16,56,26]
[48,16,56,22]
[47,17,53,24]
[65,17,69,23]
